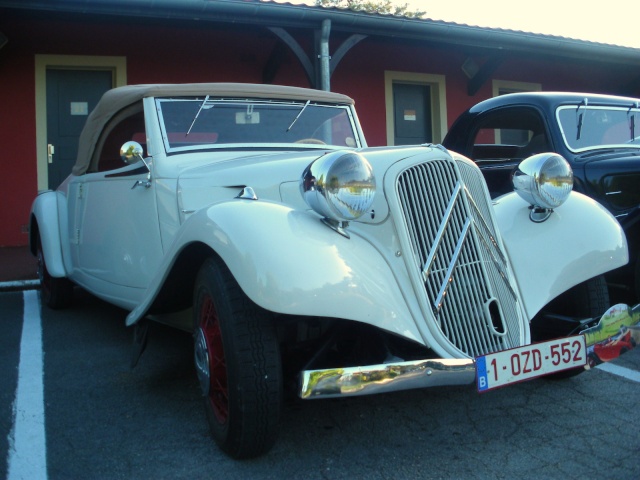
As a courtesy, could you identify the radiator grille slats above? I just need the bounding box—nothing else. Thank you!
[395,158,523,358]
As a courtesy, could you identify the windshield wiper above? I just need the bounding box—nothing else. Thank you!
[576,98,588,141]
[287,100,310,132]
[186,95,210,136]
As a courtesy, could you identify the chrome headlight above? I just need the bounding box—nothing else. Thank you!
[512,153,573,210]
[301,151,375,222]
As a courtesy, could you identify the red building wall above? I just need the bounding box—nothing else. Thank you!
[0,10,637,246]
[0,30,38,246]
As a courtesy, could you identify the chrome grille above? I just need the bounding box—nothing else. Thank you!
[396,158,523,358]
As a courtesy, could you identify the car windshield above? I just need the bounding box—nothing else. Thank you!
[557,104,640,153]
[156,97,360,153]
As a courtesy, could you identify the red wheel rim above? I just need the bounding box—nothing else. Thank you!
[199,294,229,424]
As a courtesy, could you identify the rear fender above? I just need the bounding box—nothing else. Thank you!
[494,191,628,318]
[30,191,68,278]
[126,200,422,342]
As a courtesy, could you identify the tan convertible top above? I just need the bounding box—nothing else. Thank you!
[72,83,355,176]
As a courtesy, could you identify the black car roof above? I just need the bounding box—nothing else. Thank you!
[468,91,640,114]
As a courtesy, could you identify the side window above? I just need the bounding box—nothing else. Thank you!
[484,81,544,159]
[470,107,549,163]
[90,104,145,173]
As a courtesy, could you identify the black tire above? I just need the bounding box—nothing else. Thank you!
[193,257,282,459]
[37,238,73,309]
[532,275,610,379]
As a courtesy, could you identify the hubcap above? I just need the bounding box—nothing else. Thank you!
[194,327,210,395]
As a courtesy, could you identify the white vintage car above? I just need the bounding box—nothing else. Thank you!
[30,83,639,458]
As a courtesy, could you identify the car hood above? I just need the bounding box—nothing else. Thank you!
[177,149,321,189]
[176,150,324,215]
[176,144,447,223]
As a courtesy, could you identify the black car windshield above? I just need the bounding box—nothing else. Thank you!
[156,97,359,153]
[557,105,640,153]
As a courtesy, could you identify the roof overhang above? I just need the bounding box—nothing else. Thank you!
[1,0,639,66]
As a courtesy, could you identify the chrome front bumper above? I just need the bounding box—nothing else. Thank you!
[299,358,476,399]
[298,303,640,399]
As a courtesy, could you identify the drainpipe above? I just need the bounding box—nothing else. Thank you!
[319,19,331,91]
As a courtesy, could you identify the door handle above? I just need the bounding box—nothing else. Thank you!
[47,144,55,164]
[131,179,151,189]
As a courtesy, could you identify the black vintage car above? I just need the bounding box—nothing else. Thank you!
[443,92,640,303]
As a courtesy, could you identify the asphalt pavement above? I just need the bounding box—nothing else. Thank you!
[2,288,639,479]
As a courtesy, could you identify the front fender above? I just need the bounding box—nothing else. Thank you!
[126,200,422,343]
[30,191,67,278]
[494,191,628,318]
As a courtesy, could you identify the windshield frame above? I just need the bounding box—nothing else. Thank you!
[155,97,361,154]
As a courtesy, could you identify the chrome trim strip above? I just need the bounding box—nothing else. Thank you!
[434,218,471,312]
[422,179,516,312]
[464,185,506,265]
[472,220,517,301]
[299,358,476,399]
[421,180,462,280]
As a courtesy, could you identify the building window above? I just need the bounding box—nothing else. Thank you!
[492,79,541,97]
[491,80,542,144]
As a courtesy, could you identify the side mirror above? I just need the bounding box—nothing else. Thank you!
[120,141,152,188]
[120,141,145,165]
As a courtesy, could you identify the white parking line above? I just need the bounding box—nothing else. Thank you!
[597,362,640,383]
[6,290,48,480]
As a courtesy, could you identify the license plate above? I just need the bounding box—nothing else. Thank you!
[476,335,587,392]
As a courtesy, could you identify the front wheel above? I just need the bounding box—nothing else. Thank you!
[531,275,610,379]
[193,257,282,459]
[37,238,73,309]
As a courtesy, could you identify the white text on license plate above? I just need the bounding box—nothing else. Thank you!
[476,335,587,392]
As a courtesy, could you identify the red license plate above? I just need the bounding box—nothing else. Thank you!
[476,335,587,391]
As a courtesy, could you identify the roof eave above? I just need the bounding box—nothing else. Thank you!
[1,0,639,64]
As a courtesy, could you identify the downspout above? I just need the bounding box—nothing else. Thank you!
[319,19,331,91]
